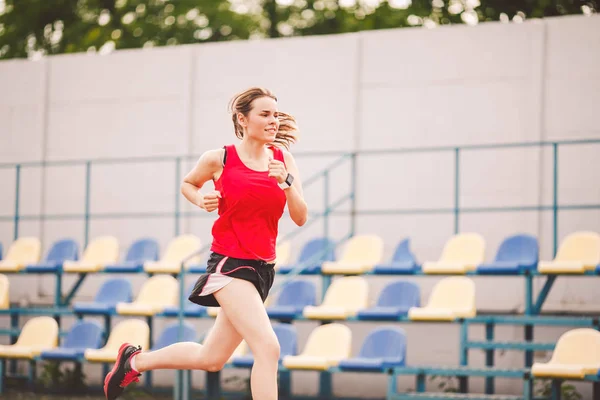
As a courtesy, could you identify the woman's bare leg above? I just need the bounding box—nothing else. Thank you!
[133,309,243,372]
[215,278,280,400]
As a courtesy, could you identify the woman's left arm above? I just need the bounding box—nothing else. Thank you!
[269,151,308,226]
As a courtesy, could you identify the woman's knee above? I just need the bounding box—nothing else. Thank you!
[252,334,280,363]
[201,355,230,372]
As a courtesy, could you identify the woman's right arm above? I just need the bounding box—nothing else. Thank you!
[181,149,224,211]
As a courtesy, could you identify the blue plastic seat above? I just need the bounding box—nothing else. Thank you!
[151,322,197,351]
[73,278,132,314]
[277,237,336,275]
[477,234,539,274]
[338,327,406,372]
[232,323,297,368]
[0,242,3,260]
[357,281,420,320]
[373,239,419,274]
[104,238,159,273]
[40,320,104,361]
[25,239,78,273]
[162,282,206,317]
[267,280,316,320]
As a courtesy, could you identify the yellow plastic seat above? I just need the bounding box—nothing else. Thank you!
[303,276,369,320]
[422,233,485,274]
[283,323,351,370]
[532,329,600,379]
[85,319,150,363]
[321,235,384,274]
[274,241,291,270]
[409,276,476,320]
[63,236,119,273]
[144,234,202,274]
[0,237,41,272]
[538,232,600,274]
[207,307,220,317]
[0,317,58,359]
[116,275,178,316]
[0,274,9,309]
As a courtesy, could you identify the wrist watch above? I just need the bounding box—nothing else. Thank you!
[278,173,294,190]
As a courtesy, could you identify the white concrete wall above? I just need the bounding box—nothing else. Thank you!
[0,14,599,397]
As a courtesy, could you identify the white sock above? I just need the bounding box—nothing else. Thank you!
[129,354,138,372]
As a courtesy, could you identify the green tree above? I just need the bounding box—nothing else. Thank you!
[0,0,597,60]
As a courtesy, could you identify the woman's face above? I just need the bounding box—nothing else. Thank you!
[240,96,280,143]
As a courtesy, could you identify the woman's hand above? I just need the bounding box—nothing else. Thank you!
[197,190,221,212]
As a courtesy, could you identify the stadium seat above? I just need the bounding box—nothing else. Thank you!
[0,274,8,309]
[338,327,407,372]
[422,233,485,274]
[277,237,336,274]
[409,277,476,320]
[321,234,384,275]
[373,238,419,274]
[24,238,78,273]
[267,280,316,320]
[357,281,420,320]
[116,275,178,316]
[275,240,292,268]
[40,320,104,361]
[162,282,207,317]
[532,328,600,379]
[538,231,600,274]
[63,236,119,273]
[282,323,351,370]
[104,238,159,273]
[0,317,58,359]
[303,276,369,320]
[0,237,41,272]
[477,234,539,274]
[144,234,202,274]
[232,323,298,368]
[151,322,197,350]
[85,319,149,363]
[73,278,132,315]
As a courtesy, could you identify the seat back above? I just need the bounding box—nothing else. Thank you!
[550,328,600,366]
[95,278,133,305]
[136,275,178,306]
[322,276,369,311]
[275,241,292,266]
[0,274,8,309]
[62,320,104,349]
[45,239,79,263]
[0,242,2,259]
[301,323,352,359]
[391,238,417,264]
[125,238,159,263]
[358,327,406,364]
[494,234,538,266]
[104,319,150,350]
[276,281,316,308]
[377,281,420,308]
[340,235,384,265]
[427,277,475,312]
[273,323,297,358]
[162,234,202,265]
[82,236,119,264]
[153,322,197,350]
[298,237,336,264]
[15,316,59,349]
[439,233,485,264]
[555,231,600,264]
[5,237,41,264]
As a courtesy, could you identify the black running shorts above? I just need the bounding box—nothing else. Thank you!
[188,252,276,307]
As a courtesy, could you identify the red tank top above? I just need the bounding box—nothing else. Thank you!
[210,144,287,261]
